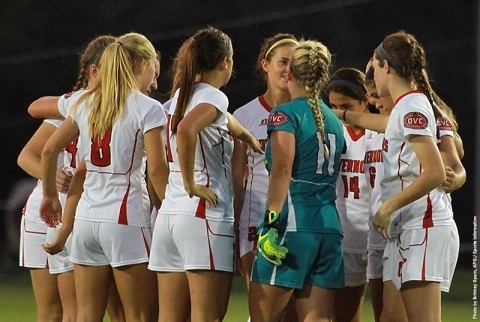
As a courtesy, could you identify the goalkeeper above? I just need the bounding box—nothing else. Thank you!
[249,40,346,322]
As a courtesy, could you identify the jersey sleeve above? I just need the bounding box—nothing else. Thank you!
[198,88,229,115]
[437,115,454,138]
[143,100,166,134]
[399,99,435,139]
[267,104,296,135]
[43,118,62,128]
[59,90,85,118]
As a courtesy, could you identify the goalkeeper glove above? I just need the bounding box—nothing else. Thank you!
[257,210,288,265]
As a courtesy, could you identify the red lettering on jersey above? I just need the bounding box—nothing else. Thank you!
[437,117,453,131]
[259,118,268,126]
[382,138,389,152]
[268,112,288,126]
[339,159,364,174]
[364,149,383,165]
[403,112,428,129]
[65,137,78,168]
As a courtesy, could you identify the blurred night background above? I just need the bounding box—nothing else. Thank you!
[0,0,478,268]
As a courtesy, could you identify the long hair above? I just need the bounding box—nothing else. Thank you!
[374,31,448,122]
[73,35,116,91]
[170,27,231,134]
[289,40,331,157]
[74,32,155,139]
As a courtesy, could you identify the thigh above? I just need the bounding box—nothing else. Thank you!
[19,216,48,268]
[157,272,190,322]
[187,270,233,321]
[295,284,335,322]
[74,264,111,322]
[249,280,294,322]
[113,263,156,322]
[401,281,441,321]
[381,280,407,322]
[30,268,62,313]
[366,248,385,280]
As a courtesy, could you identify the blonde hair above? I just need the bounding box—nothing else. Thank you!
[74,32,155,139]
[290,40,331,157]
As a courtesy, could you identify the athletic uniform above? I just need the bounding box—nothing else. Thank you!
[251,98,346,289]
[364,129,387,280]
[336,124,369,286]
[381,90,452,290]
[149,82,235,272]
[69,90,165,267]
[232,96,271,257]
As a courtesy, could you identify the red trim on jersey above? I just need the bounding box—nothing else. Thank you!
[205,220,215,270]
[141,228,150,256]
[421,228,429,281]
[397,142,406,190]
[258,96,273,113]
[346,126,365,142]
[393,90,423,108]
[422,193,434,228]
[117,129,140,225]
[195,133,209,219]
[118,181,131,225]
[217,128,228,179]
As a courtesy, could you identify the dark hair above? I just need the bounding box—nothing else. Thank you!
[73,35,116,91]
[327,67,377,113]
[170,27,231,134]
[374,31,446,121]
[255,33,298,81]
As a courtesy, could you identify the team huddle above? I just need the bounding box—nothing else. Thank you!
[17,27,465,322]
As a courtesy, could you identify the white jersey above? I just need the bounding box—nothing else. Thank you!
[336,125,369,254]
[71,91,165,227]
[363,129,387,250]
[23,119,71,224]
[160,83,234,223]
[232,96,271,229]
[382,91,450,236]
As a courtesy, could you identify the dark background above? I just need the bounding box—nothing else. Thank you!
[1,0,477,261]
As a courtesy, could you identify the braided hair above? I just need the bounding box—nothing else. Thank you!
[289,40,331,157]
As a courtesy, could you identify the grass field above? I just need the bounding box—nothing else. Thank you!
[0,267,475,321]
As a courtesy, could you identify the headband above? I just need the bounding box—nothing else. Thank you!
[265,38,299,58]
[328,79,366,95]
[375,43,405,76]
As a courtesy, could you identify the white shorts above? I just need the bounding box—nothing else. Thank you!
[383,225,453,291]
[343,252,367,287]
[366,248,385,280]
[442,220,459,292]
[70,219,152,267]
[19,216,48,268]
[46,226,74,274]
[149,214,234,272]
[238,225,259,258]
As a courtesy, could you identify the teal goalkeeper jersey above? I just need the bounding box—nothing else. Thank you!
[266,98,346,234]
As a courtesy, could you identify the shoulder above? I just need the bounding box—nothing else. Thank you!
[194,83,229,111]
[233,97,261,117]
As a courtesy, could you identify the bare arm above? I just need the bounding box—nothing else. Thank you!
[227,113,263,153]
[266,131,295,212]
[374,135,446,238]
[232,139,248,230]
[440,135,466,192]
[177,103,219,206]
[333,109,389,133]
[40,117,79,226]
[43,160,86,254]
[18,122,57,179]
[144,126,169,203]
[28,96,63,119]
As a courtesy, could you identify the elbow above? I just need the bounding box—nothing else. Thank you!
[27,101,40,118]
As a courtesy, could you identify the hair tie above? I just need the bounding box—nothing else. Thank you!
[265,38,299,58]
[116,40,123,46]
